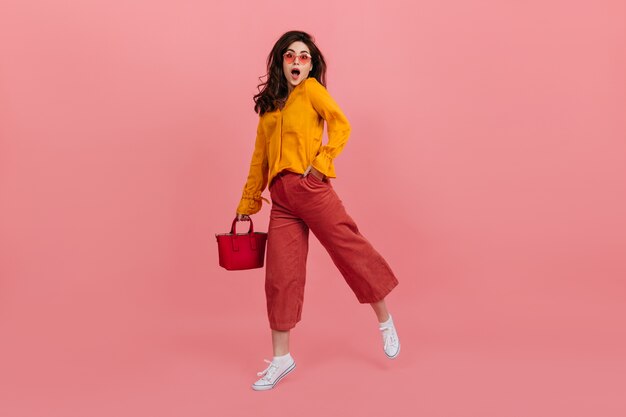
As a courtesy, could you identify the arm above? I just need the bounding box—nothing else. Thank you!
[306,79,352,177]
[236,121,269,216]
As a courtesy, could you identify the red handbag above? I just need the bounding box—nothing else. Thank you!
[216,217,268,270]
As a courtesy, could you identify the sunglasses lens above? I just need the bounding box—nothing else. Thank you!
[283,52,294,64]
[299,54,310,64]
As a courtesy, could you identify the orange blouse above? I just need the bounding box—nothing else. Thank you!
[236,77,352,215]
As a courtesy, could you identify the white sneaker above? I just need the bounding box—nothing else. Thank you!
[380,321,401,359]
[251,357,296,391]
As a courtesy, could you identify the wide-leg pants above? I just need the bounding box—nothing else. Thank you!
[265,171,399,331]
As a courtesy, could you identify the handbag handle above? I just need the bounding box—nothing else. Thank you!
[230,217,254,235]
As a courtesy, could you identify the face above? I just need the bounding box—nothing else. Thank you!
[282,41,313,92]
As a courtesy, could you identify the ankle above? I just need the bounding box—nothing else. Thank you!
[273,352,293,364]
[379,314,394,328]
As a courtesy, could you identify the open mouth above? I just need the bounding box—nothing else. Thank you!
[291,68,300,79]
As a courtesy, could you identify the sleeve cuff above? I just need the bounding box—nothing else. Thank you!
[311,152,333,177]
[236,191,269,215]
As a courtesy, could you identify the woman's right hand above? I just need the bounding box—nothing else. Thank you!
[236,213,251,221]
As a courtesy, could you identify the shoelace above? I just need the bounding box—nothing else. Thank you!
[380,326,398,351]
[256,360,279,381]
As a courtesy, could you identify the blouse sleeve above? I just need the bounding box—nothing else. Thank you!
[236,120,269,215]
[305,79,352,177]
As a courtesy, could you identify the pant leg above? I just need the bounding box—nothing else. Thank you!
[295,174,399,303]
[265,176,309,331]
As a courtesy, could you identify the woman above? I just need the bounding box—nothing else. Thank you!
[236,30,400,391]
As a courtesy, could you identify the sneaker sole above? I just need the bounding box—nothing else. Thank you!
[385,343,401,359]
[251,362,296,391]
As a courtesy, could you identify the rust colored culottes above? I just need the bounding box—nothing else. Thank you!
[265,171,399,331]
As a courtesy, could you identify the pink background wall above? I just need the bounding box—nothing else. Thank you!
[1,0,625,416]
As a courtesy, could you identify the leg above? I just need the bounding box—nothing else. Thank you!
[296,176,399,304]
[370,298,390,323]
[294,177,401,359]
[272,330,290,356]
[252,176,304,391]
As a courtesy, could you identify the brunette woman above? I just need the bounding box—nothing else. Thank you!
[236,30,400,391]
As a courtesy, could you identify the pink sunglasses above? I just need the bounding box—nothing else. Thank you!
[283,51,312,65]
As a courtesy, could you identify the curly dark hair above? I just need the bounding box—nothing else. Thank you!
[254,31,327,115]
